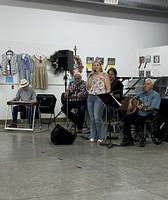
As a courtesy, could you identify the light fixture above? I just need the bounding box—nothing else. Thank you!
[104,0,119,5]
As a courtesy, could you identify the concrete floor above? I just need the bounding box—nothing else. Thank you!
[0,123,168,200]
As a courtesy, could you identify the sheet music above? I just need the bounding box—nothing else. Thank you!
[97,93,121,108]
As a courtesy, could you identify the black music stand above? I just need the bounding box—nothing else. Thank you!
[98,93,121,148]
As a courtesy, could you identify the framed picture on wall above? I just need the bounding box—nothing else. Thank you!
[145,55,151,63]
[139,70,144,77]
[86,57,94,72]
[139,56,145,64]
[153,55,160,65]
[108,58,115,65]
[146,70,151,77]
[86,57,94,64]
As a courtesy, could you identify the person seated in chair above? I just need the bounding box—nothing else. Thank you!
[61,73,88,133]
[9,79,37,128]
[120,78,161,146]
[106,68,123,120]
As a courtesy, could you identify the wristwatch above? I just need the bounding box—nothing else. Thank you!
[144,106,148,111]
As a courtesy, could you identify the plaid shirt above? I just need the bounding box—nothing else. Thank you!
[68,80,88,101]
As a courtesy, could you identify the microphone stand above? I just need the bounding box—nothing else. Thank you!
[72,90,78,134]
[66,89,70,130]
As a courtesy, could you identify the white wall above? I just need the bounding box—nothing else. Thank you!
[0,3,168,119]
[139,45,168,77]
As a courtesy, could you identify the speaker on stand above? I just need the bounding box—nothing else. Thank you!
[50,50,76,145]
[58,50,74,71]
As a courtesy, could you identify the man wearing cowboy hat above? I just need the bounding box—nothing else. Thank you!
[9,79,37,128]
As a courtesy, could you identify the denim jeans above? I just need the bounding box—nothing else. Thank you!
[12,105,35,125]
[87,94,105,140]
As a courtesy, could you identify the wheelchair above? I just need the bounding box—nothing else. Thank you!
[131,99,168,147]
[131,114,155,147]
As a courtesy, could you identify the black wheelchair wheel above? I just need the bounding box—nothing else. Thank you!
[151,115,168,145]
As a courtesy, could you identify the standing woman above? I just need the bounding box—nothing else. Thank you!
[86,60,111,142]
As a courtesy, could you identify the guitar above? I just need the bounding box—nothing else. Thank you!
[61,92,87,105]
[127,98,142,115]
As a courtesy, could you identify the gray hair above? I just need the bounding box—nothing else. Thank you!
[145,78,155,86]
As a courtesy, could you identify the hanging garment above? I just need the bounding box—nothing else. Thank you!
[32,54,48,90]
[17,53,33,84]
[1,52,18,76]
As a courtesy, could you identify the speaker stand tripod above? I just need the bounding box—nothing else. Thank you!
[49,70,69,127]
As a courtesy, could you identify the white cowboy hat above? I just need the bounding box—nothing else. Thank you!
[20,79,29,88]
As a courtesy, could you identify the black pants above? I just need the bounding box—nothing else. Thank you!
[123,113,149,141]
[61,100,87,130]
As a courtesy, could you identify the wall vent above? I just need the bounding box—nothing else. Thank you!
[104,0,118,5]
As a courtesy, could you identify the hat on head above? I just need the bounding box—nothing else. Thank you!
[20,79,29,88]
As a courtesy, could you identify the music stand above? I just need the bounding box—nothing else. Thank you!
[98,93,121,148]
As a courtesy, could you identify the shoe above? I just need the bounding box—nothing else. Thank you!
[8,122,17,128]
[97,139,103,143]
[29,124,33,129]
[120,140,134,146]
[99,140,108,145]
[90,138,95,142]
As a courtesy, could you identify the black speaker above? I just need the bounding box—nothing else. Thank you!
[51,124,76,145]
[58,50,74,71]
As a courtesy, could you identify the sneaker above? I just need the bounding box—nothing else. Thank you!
[97,139,103,143]
[90,138,95,142]
[8,122,17,128]
[99,140,108,145]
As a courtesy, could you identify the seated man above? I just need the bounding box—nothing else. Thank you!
[9,79,37,128]
[61,73,88,133]
[120,78,161,146]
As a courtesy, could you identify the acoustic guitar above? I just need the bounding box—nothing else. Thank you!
[127,98,142,115]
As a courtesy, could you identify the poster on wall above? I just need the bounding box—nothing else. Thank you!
[86,57,94,72]
[139,56,145,69]
[153,55,160,65]
[139,70,144,77]
[146,70,151,77]
[145,55,151,63]
[104,58,116,71]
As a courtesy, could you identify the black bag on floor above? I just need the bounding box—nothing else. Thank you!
[51,124,76,145]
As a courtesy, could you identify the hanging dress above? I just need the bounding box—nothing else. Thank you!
[32,54,48,90]
[17,53,33,84]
